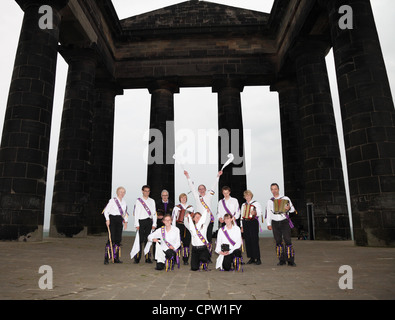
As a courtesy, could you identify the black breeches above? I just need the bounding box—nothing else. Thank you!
[176,223,191,247]
[222,249,242,271]
[191,246,210,271]
[107,215,123,246]
[139,218,153,245]
[156,249,177,271]
[136,218,153,260]
[177,223,191,261]
[243,219,260,259]
[272,219,294,263]
[272,219,292,245]
[207,221,214,243]
[104,215,123,261]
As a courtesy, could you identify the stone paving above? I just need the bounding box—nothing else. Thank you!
[0,235,394,300]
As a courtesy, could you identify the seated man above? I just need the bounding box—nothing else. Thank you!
[147,214,181,271]
[184,210,211,271]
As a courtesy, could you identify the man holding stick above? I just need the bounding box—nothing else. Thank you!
[184,170,223,257]
[103,186,129,264]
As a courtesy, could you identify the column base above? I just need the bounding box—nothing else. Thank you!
[49,224,87,238]
[0,224,43,242]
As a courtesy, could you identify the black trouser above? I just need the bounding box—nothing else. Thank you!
[108,215,123,245]
[272,219,295,263]
[222,249,242,271]
[156,249,177,270]
[243,219,260,260]
[191,245,210,271]
[207,221,214,243]
[207,221,214,257]
[105,215,123,261]
[135,218,152,262]
[176,222,191,262]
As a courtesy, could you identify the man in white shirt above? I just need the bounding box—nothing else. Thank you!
[184,209,212,271]
[147,214,181,271]
[131,185,157,264]
[103,186,129,264]
[184,170,222,256]
[266,183,296,266]
[217,186,240,228]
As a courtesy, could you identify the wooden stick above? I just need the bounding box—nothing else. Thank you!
[106,224,114,263]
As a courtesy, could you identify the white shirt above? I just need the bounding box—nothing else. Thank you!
[217,197,240,220]
[240,200,263,227]
[187,175,219,218]
[184,209,211,247]
[133,197,157,228]
[171,203,194,226]
[103,197,128,222]
[266,195,294,226]
[215,224,242,254]
[148,225,181,252]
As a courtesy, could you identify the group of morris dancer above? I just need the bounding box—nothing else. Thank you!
[102,171,297,271]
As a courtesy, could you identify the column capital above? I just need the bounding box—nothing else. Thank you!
[288,37,331,61]
[212,77,245,93]
[95,80,124,97]
[58,44,99,65]
[16,0,69,11]
[270,74,298,93]
[147,79,179,94]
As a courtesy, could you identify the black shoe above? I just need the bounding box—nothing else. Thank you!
[146,258,153,263]
[247,258,256,264]
[134,259,140,264]
[277,261,286,266]
[114,259,123,264]
[183,261,189,265]
[288,262,296,267]
[104,259,109,265]
[155,262,164,270]
[255,259,262,265]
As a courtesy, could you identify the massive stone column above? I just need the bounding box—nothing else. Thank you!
[86,81,123,235]
[147,80,178,201]
[271,77,306,235]
[322,0,395,246]
[0,0,68,241]
[213,78,247,206]
[292,40,350,240]
[50,47,97,237]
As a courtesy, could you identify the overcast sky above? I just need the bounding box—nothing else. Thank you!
[0,1,394,234]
